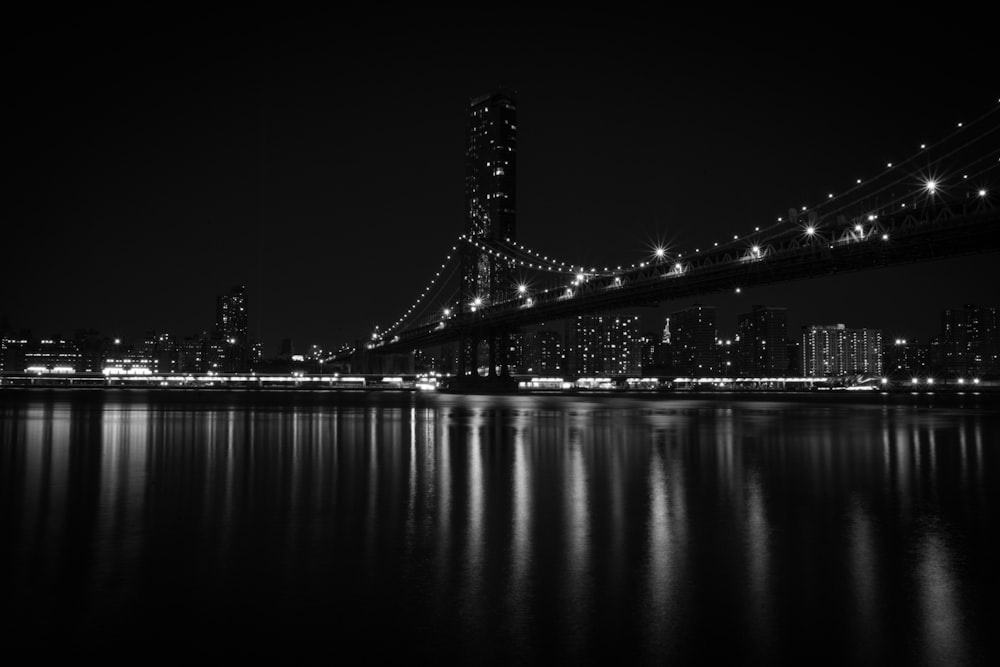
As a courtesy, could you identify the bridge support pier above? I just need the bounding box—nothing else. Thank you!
[500,332,511,378]
[457,334,467,378]
[488,334,497,378]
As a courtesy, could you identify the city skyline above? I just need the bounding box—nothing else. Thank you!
[5,18,998,353]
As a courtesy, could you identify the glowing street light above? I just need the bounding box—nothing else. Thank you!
[473,297,482,307]
[517,284,528,295]
[654,246,666,259]
[925,179,938,194]
[854,224,863,233]
[805,226,816,236]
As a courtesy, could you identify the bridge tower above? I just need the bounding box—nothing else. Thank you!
[458,90,518,380]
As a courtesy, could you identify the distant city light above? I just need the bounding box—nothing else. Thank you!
[473,297,482,307]
[882,234,890,240]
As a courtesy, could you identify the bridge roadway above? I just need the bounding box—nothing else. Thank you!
[376,199,1000,352]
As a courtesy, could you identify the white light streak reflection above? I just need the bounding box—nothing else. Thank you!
[564,421,591,658]
[93,406,150,605]
[918,527,967,665]
[744,471,772,653]
[645,444,675,657]
[462,409,486,635]
[848,499,881,662]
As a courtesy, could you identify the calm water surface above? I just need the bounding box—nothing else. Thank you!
[1,389,997,664]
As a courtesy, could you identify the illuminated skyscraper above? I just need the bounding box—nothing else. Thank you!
[215,284,249,372]
[461,90,517,311]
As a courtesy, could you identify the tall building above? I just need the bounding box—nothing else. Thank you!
[666,305,717,376]
[736,305,789,377]
[461,91,517,311]
[640,331,666,375]
[522,328,564,375]
[937,304,998,376]
[566,314,640,376]
[215,284,249,372]
[801,324,883,377]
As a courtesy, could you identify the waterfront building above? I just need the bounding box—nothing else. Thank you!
[937,304,998,376]
[801,324,883,377]
[665,305,717,376]
[23,339,82,373]
[884,337,930,378]
[736,305,788,377]
[215,284,250,372]
[566,314,640,376]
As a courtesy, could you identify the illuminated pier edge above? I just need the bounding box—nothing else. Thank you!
[1,371,993,392]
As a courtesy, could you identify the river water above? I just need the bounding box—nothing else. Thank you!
[1,389,997,664]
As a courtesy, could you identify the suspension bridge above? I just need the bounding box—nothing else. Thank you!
[352,104,1000,380]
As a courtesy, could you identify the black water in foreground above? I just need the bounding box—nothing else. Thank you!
[1,389,997,664]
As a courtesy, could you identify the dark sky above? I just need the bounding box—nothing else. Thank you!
[5,14,998,353]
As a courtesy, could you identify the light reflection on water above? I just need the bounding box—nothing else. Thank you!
[0,392,997,664]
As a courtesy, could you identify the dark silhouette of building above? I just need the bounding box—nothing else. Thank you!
[884,337,930,378]
[640,330,667,376]
[520,327,564,375]
[666,305,717,376]
[736,305,789,376]
[716,335,735,376]
[461,91,517,311]
[937,304,998,376]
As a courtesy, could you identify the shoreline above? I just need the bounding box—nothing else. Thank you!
[3,384,999,408]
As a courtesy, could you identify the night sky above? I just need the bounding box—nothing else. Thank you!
[6,15,998,354]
